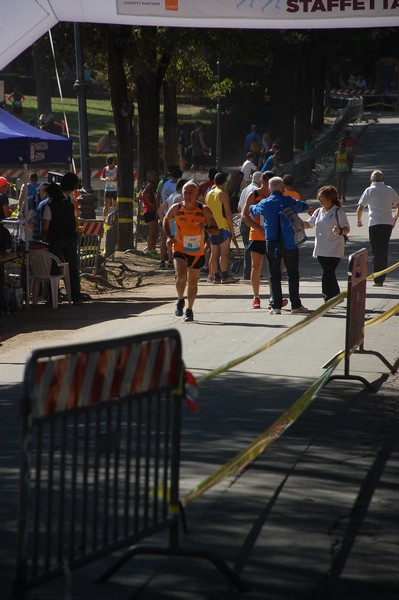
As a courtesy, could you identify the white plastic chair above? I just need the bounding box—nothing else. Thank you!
[29,250,72,309]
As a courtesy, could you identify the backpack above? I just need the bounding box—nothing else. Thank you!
[279,206,307,249]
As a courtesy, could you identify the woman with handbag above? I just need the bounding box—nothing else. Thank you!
[304,185,350,302]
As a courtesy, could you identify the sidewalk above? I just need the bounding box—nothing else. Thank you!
[1,114,399,600]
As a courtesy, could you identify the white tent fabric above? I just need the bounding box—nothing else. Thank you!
[1,0,399,69]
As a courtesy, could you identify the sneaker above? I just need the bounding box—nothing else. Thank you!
[269,308,281,315]
[252,297,261,309]
[372,282,383,287]
[213,276,222,285]
[221,276,239,284]
[268,298,288,309]
[207,275,214,283]
[184,308,194,322]
[291,305,310,314]
[167,261,174,270]
[175,299,185,317]
[159,261,166,270]
[145,249,159,258]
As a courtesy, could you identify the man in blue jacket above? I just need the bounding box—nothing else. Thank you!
[248,176,313,315]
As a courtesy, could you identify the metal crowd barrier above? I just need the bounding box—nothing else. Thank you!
[13,329,245,598]
[78,219,104,275]
[13,330,183,599]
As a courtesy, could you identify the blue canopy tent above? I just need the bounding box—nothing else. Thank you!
[0,107,73,307]
[0,108,72,164]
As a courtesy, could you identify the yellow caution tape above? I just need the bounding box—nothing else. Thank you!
[118,218,134,223]
[366,261,399,281]
[197,292,347,385]
[117,197,134,203]
[365,303,399,328]
[182,350,345,507]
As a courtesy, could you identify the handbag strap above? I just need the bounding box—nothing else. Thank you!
[335,208,342,229]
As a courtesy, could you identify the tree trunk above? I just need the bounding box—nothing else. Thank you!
[270,44,297,162]
[162,79,179,169]
[32,37,52,119]
[295,45,314,151]
[312,57,327,132]
[136,75,162,184]
[106,27,135,251]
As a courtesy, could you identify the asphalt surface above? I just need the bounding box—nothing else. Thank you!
[1,112,399,599]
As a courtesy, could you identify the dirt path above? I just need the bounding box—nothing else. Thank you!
[0,249,175,350]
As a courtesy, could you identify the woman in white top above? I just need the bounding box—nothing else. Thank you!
[304,185,350,302]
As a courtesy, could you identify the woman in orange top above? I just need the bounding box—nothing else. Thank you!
[242,173,270,309]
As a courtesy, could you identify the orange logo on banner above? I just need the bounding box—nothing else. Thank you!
[165,0,178,10]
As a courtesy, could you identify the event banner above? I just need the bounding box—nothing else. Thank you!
[116,0,399,23]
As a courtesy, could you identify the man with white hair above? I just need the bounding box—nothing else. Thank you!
[357,170,399,286]
[163,180,219,322]
[248,176,312,315]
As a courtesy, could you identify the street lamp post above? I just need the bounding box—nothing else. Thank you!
[216,56,222,171]
[73,23,92,194]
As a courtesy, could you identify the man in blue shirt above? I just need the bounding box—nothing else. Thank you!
[248,176,313,315]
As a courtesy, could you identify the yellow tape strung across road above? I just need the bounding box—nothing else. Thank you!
[118,218,134,223]
[197,292,346,385]
[183,261,399,507]
[117,197,134,203]
[366,261,399,281]
[365,303,399,328]
[182,350,345,507]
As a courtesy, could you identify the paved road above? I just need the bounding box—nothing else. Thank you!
[1,114,399,599]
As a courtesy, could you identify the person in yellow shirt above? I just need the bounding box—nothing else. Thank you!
[335,142,350,203]
[205,172,240,284]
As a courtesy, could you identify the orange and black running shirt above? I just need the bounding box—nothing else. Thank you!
[249,191,265,241]
[173,202,206,256]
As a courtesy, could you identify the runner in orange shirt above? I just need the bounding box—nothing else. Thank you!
[163,180,219,322]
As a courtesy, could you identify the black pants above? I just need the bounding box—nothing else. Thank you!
[266,241,301,309]
[240,219,251,279]
[317,256,341,301]
[369,224,393,285]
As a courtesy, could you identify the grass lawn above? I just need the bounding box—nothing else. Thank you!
[20,96,215,168]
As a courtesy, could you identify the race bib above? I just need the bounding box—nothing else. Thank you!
[183,235,201,253]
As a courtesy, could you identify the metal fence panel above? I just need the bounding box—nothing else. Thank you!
[14,329,183,599]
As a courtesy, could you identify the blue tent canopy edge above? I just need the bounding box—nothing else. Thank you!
[0,108,73,165]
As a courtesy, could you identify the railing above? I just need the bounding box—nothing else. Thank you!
[281,97,364,184]
[13,329,245,598]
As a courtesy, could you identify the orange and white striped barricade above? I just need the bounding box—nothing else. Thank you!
[13,328,246,599]
[14,330,184,599]
[78,219,104,275]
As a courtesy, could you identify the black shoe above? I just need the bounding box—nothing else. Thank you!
[184,309,194,322]
[73,299,83,305]
[175,299,185,316]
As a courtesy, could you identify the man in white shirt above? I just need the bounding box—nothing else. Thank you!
[357,170,399,286]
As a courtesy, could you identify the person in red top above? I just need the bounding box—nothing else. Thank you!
[139,170,159,257]
[341,128,362,173]
[163,180,218,322]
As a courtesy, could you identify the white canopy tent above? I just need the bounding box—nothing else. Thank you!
[1,0,399,70]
